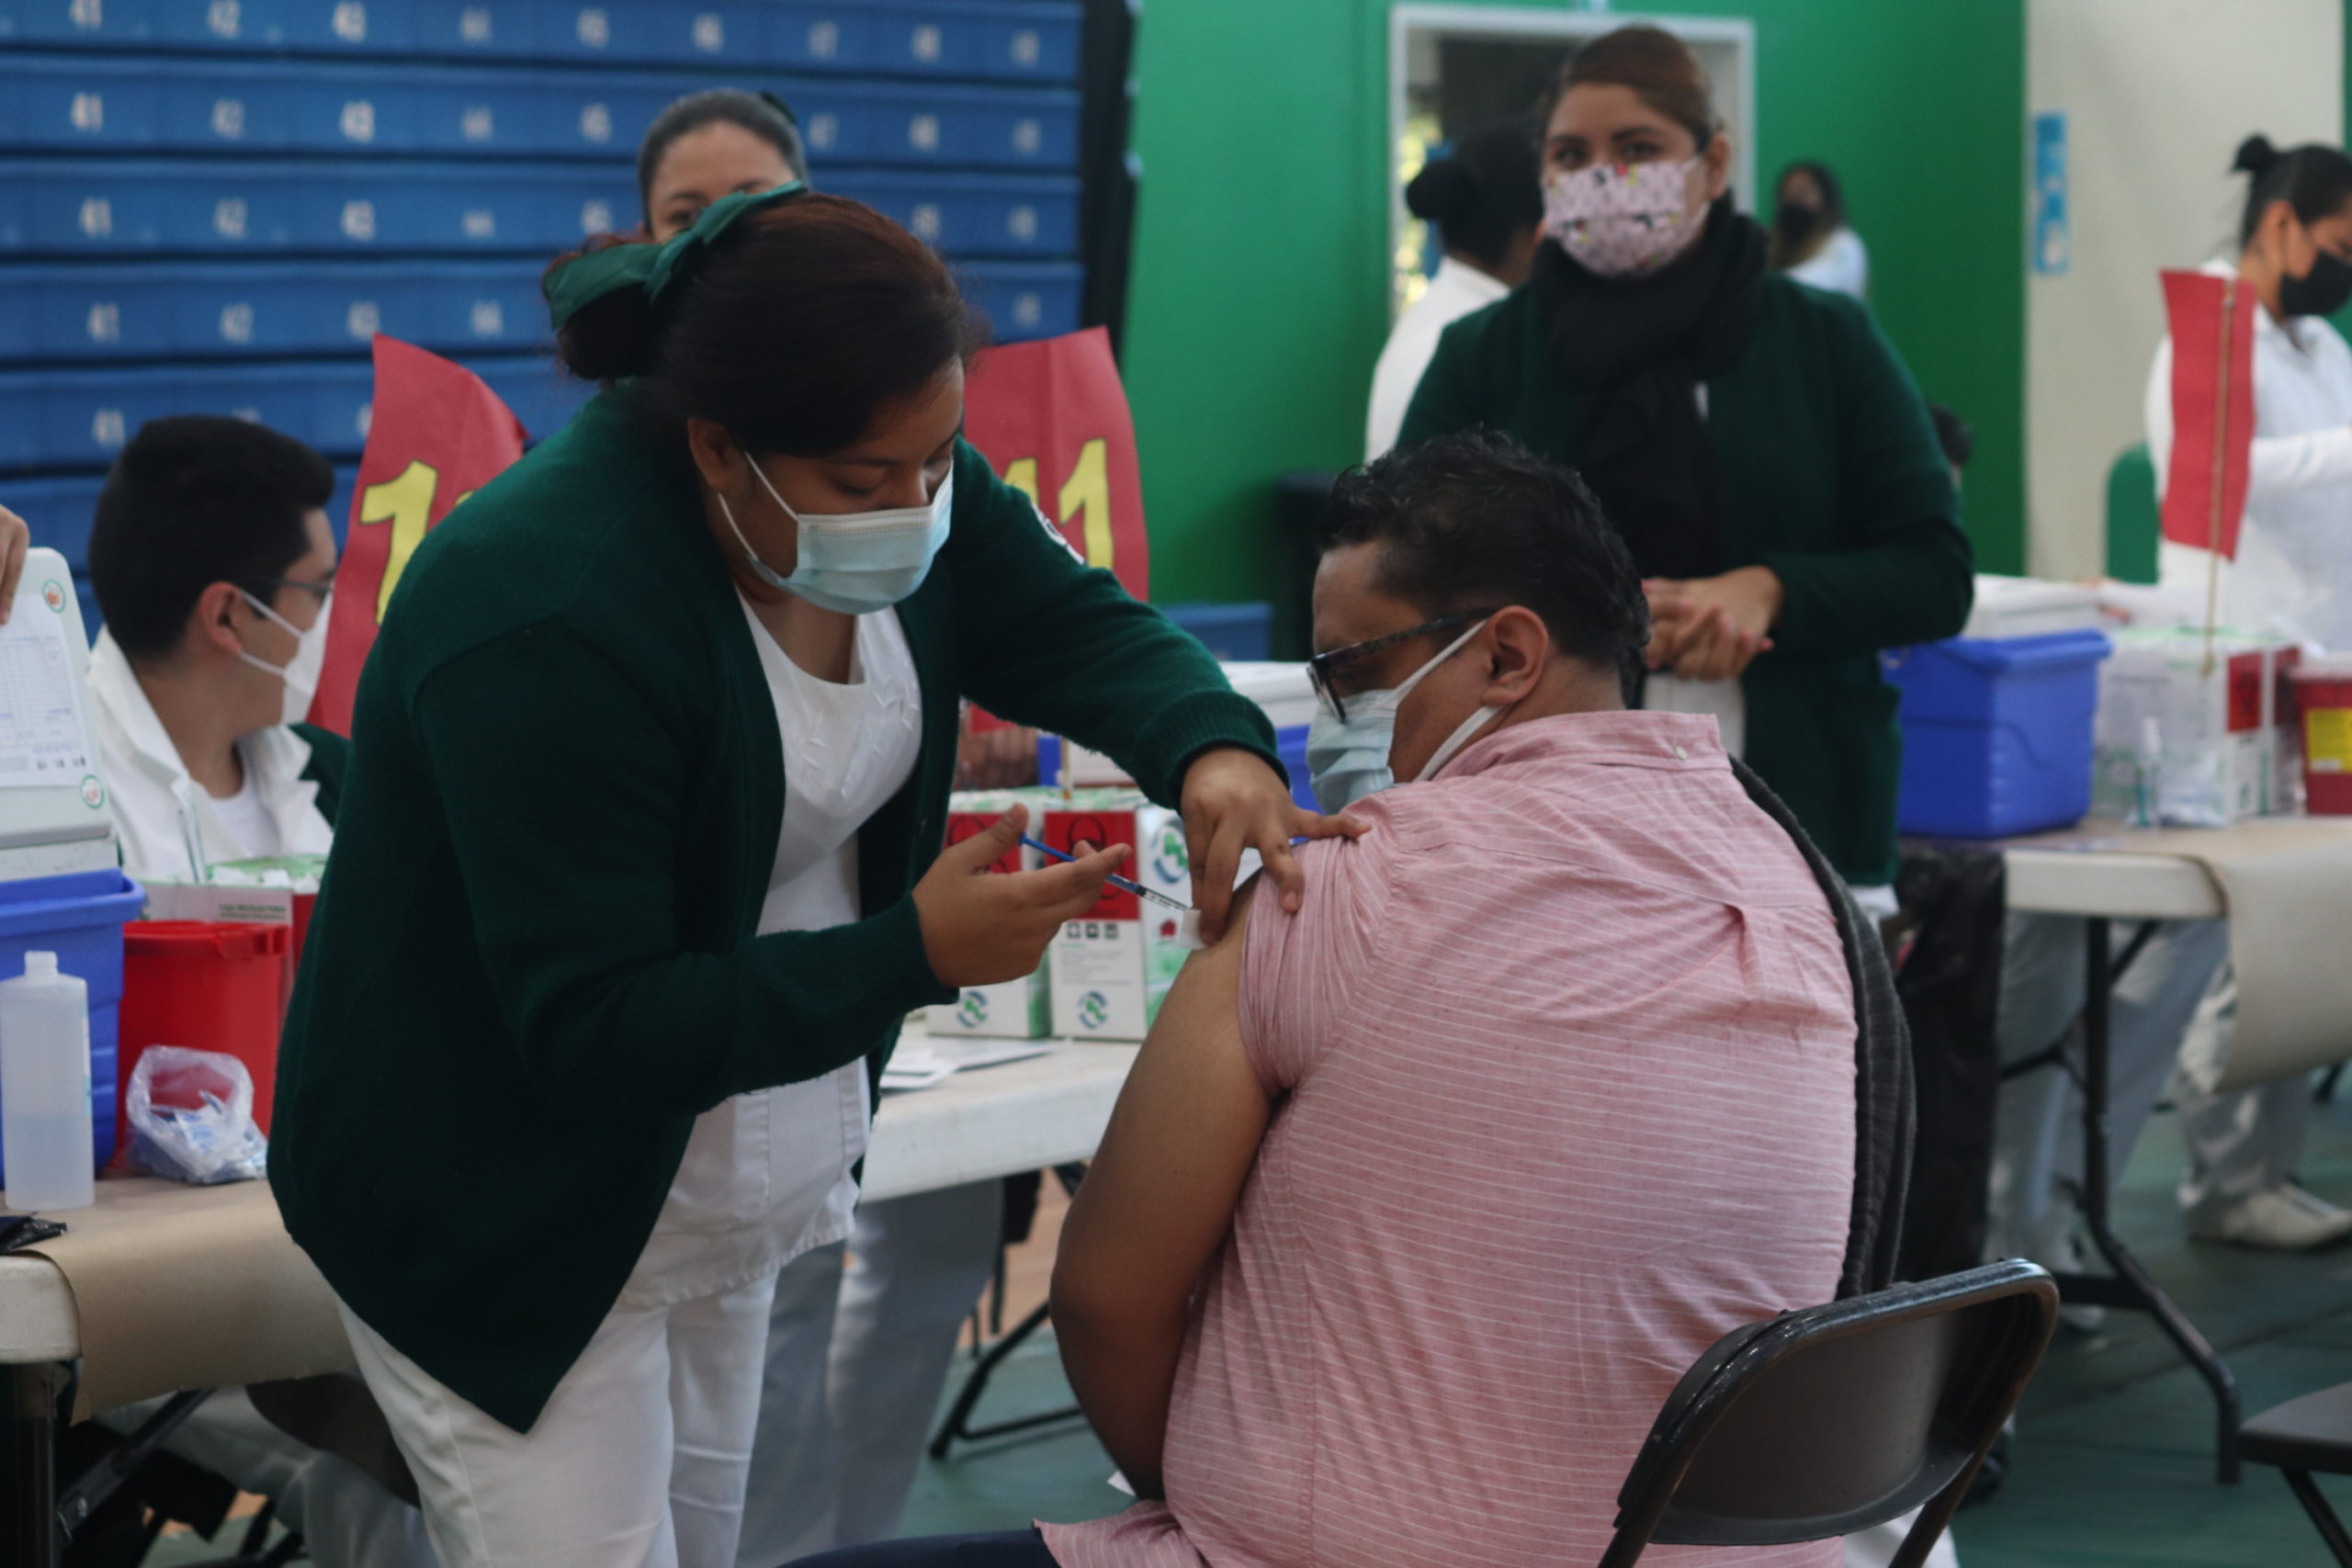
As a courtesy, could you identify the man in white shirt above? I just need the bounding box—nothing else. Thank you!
[85,415,342,882]
[83,415,437,1568]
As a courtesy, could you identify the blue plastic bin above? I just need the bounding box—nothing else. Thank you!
[1883,627,2113,838]
[1161,602,1272,662]
[0,869,147,1177]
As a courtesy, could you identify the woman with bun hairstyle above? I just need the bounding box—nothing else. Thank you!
[2147,134,2352,652]
[1364,119,1544,458]
[1401,25,1970,895]
[633,90,1049,1568]
[270,186,1337,1568]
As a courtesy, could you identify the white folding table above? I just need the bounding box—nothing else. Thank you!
[1997,818,2352,1483]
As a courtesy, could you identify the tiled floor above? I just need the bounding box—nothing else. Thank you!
[150,1093,2352,1566]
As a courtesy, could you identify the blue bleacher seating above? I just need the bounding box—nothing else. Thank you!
[0,54,1079,166]
[0,1,1082,83]
[0,355,585,468]
[0,159,1077,258]
[0,257,1080,361]
[0,0,1094,612]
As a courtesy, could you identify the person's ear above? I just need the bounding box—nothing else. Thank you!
[190,581,248,660]
[1480,607,1551,706]
[685,416,744,495]
[1701,131,1733,204]
[2263,198,2302,269]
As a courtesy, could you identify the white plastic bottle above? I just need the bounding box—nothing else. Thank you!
[0,951,94,1212]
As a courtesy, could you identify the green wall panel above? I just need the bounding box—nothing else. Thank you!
[1120,0,2028,605]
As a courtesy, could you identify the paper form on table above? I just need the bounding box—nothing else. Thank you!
[0,591,93,789]
[879,1037,1056,1093]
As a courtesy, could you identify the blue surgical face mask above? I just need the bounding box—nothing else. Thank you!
[1305,617,1498,812]
[715,449,953,615]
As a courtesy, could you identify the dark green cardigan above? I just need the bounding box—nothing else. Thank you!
[1400,274,1973,884]
[271,388,1277,1431]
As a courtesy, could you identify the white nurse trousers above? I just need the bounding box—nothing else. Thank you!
[340,1274,777,1568]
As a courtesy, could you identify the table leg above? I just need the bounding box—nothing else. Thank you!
[4,1360,68,1568]
[2051,915,2243,1484]
[928,1164,1090,1461]
[925,1299,1081,1459]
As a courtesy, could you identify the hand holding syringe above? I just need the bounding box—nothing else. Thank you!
[1022,833,1206,949]
[1020,835,1187,912]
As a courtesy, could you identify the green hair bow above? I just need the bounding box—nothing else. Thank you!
[543,179,809,331]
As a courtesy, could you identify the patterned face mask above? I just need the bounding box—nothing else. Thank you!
[1542,156,1707,279]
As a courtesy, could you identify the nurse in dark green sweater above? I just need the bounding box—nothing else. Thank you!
[270,186,1330,1568]
[1400,26,1972,888]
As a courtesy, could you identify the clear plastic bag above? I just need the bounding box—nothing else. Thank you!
[124,1046,267,1185]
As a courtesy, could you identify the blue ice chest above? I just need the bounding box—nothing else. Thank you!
[0,869,147,1176]
[1883,628,2113,838]
[1161,602,1272,662]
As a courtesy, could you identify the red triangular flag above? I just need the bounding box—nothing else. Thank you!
[2160,270,2256,559]
[962,327,1149,600]
[309,336,528,735]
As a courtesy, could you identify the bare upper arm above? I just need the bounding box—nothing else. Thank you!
[1054,878,1274,1319]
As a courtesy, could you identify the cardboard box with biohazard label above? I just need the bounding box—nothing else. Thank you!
[1044,793,1193,1041]
[924,793,1051,1039]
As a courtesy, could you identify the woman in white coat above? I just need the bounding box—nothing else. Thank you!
[1770,161,1869,302]
[2148,135,2352,651]
[1363,120,1544,461]
[1994,135,2352,1273]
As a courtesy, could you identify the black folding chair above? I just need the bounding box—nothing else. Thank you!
[2238,1384,2352,1564]
[1598,1261,2059,1568]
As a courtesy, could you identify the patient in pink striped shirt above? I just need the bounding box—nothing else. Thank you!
[785,433,1864,1568]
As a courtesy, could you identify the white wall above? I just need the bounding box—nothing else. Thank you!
[2025,0,2341,578]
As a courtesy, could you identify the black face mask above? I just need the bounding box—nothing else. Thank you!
[1775,202,1822,244]
[2279,246,2352,318]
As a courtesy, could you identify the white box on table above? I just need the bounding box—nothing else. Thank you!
[1044,792,1192,1041]
[2093,628,2301,825]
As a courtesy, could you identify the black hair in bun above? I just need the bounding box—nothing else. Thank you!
[2233,133,2352,248]
[1406,157,1477,228]
[1400,120,1544,274]
[2233,134,2282,179]
[546,194,986,458]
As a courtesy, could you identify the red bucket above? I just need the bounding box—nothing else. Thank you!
[118,921,289,1150]
[2295,659,2352,816]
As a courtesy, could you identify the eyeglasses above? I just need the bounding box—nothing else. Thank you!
[1306,610,1495,723]
[242,576,334,602]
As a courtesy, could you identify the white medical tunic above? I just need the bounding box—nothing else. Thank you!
[618,602,922,1310]
[2146,258,2352,652]
[1365,256,1511,461]
[1786,227,1870,301]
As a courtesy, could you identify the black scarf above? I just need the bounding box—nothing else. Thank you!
[1536,197,1769,581]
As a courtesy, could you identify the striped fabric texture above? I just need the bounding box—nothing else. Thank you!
[1044,711,1858,1568]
